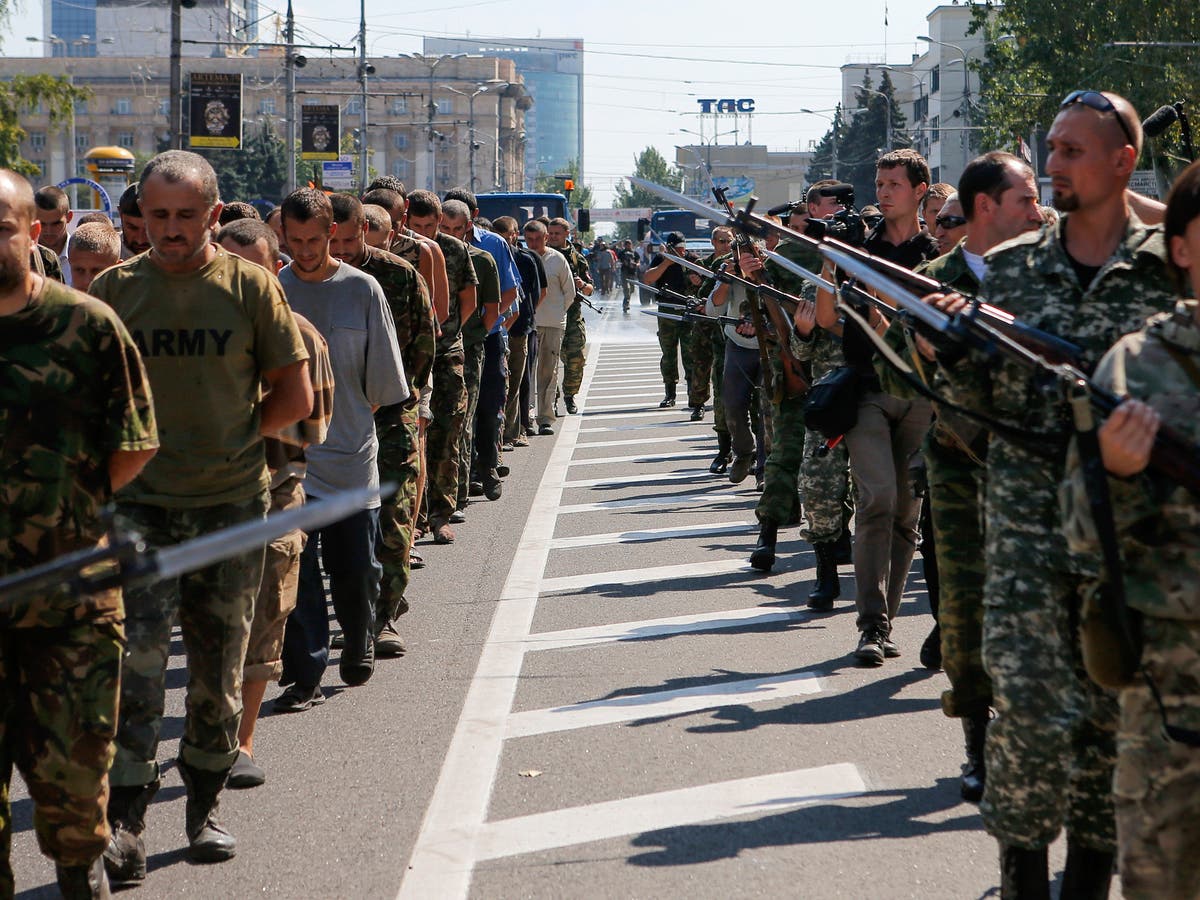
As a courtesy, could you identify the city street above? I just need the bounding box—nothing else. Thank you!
[10,296,1094,899]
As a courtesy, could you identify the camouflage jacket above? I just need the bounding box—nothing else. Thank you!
[359,245,436,400]
[435,231,478,353]
[765,238,822,299]
[1,280,158,620]
[1063,301,1200,619]
[946,213,1176,568]
[31,244,64,283]
[792,326,846,381]
[553,241,591,306]
[462,245,500,348]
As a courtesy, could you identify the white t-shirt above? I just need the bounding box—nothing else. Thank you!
[533,246,574,330]
[962,247,988,283]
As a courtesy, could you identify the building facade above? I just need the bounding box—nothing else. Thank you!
[424,36,583,188]
[5,53,528,202]
[676,143,814,213]
[40,0,259,58]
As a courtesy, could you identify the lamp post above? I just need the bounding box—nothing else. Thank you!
[441,80,509,191]
[880,66,929,150]
[405,52,465,191]
[858,87,892,152]
[26,35,79,198]
[799,108,839,180]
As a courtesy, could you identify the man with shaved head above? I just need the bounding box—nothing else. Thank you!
[936,92,1178,895]
[0,168,157,897]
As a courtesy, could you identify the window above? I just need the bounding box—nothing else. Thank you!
[435,98,453,115]
[392,132,408,151]
[117,131,135,149]
[75,132,91,152]
[303,97,320,105]
[259,97,276,115]
[930,65,940,94]
[436,162,451,184]
[74,98,88,116]
[391,97,408,115]
[115,97,133,115]
[931,166,941,185]
[29,132,46,151]
[30,159,47,176]
[391,158,409,179]
[930,115,940,144]
[346,98,362,115]
[159,98,170,116]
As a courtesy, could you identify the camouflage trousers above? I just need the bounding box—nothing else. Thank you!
[561,302,587,398]
[756,375,805,529]
[458,342,485,509]
[799,425,853,544]
[0,605,123,882]
[686,322,713,408]
[376,405,421,623]
[979,557,1118,850]
[657,318,692,390]
[1115,615,1200,900]
[926,436,991,719]
[710,329,727,436]
[111,492,269,787]
[425,349,468,526]
[245,478,305,682]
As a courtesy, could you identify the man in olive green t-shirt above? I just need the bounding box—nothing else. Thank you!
[90,151,312,880]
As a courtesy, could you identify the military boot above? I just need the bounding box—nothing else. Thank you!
[749,523,777,572]
[1059,838,1114,900]
[564,395,578,414]
[960,710,988,803]
[658,384,676,408]
[832,526,853,565]
[807,541,841,610]
[999,844,1049,900]
[56,858,110,899]
[103,779,159,884]
[178,762,237,863]
[709,431,731,474]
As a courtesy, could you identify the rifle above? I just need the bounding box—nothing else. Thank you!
[664,250,806,314]
[641,308,748,328]
[0,484,393,604]
[629,175,1084,367]
[637,280,705,311]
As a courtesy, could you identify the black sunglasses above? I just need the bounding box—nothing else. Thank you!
[935,214,967,230]
[1060,90,1138,149]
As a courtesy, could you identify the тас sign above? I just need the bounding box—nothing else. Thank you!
[696,99,755,114]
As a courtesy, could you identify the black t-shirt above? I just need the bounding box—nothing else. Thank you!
[843,224,941,382]
[618,249,640,275]
[649,253,692,296]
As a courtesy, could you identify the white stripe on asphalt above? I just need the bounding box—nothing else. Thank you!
[580,420,696,433]
[546,520,753,549]
[539,559,754,594]
[505,670,823,739]
[566,449,711,467]
[562,470,710,488]
[586,389,665,399]
[557,492,744,515]
[523,605,805,651]
[575,433,710,449]
[472,764,867,862]
[582,409,687,421]
[583,401,672,412]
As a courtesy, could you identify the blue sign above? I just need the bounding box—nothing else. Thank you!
[712,176,755,202]
[696,99,756,114]
[321,160,355,189]
[56,177,112,212]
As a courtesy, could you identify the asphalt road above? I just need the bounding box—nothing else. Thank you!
[10,292,1113,899]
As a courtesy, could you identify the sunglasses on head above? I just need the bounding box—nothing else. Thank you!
[935,214,967,230]
[1060,90,1138,149]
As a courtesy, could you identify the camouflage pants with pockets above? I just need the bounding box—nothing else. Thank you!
[376,405,421,623]
[425,350,468,526]
[561,302,587,399]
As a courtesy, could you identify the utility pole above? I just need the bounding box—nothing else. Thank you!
[169,0,182,149]
[357,0,370,191]
[285,0,296,192]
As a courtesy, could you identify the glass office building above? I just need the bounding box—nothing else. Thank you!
[424,37,583,188]
[44,0,98,56]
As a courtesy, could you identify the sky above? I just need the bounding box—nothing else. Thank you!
[3,0,945,205]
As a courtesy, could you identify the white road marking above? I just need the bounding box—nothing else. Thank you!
[472,764,868,862]
[586,390,665,399]
[575,433,710,449]
[546,520,753,549]
[566,449,711,467]
[584,402,681,412]
[581,420,696,433]
[582,409,686,421]
[522,605,805,651]
[562,469,710,489]
[557,492,744,515]
[539,559,755,594]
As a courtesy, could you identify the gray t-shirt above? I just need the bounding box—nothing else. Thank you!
[279,261,408,505]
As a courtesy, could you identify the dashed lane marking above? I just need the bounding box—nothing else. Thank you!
[566,449,712,467]
[556,492,745,515]
[538,559,755,594]
[546,520,754,549]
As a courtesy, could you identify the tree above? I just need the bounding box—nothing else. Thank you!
[805,105,849,185]
[0,75,91,177]
[613,145,682,212]
[198,123,290,204]
[969,2,1200,177]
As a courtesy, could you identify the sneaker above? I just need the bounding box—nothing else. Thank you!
[525,425,537,437]
[658,396,676,408]
[565,396,578,414]
[375,621,406,658]
[227,750,266,789]
[274,683,325,713]
[729,455,753,485]
[468,480,484,497]
[496,464,510,478]
[512,436,530,448]
[501,443,515,452]
[538,424,555,436]
[450,509,467,524]
[689,406,704,421]
[854,629,886,667]
[433,522,456,544]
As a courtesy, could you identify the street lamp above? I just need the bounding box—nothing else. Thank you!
[405,52,466,191]
[27,35,81,198]
[857,87,893,152]
[800,108,839,180]
[677,127,737,196]
[440,80,510,191]
[880,66,930,150]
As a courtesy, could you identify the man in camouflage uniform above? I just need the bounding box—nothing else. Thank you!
[0,169,158,899]
[700,229,735,468]
[1062,160,1200,900]
[92,152,313,878]
[940,93,1176,895]
[547,218,593,414]
[406,191,477,544]
[644,232,700,407]
[330,194,435,655]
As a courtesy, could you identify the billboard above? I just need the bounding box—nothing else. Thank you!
[302,106,341,161]
[188,73,242,149]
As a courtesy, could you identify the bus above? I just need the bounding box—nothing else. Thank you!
[650,208,715,253]
[476,192,569,229]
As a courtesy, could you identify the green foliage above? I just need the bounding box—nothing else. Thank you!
[0,75,91,176]
[613,146,682,210]
[807,72,908,205]
[970,1,1200,175]
[198,123,289,204]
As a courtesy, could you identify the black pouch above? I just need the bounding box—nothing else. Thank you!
[803,366,860,439]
